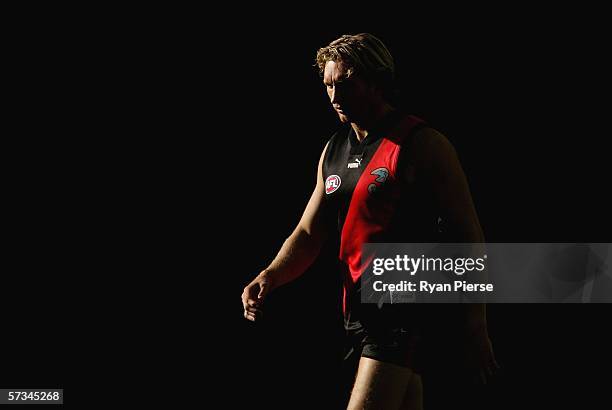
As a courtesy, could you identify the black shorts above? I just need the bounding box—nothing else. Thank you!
[343,304,423,372]
[343,303,468,375]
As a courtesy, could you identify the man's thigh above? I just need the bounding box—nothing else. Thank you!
[347,356,421,410]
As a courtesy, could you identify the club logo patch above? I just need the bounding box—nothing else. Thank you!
[325,175,341,194]
[368,167,389,193]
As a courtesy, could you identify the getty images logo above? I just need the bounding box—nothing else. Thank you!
[325,175,341,194]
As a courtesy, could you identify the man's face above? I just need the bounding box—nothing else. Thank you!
[323,60,377,123]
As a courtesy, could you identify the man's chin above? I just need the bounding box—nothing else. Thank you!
[338,113,350,123]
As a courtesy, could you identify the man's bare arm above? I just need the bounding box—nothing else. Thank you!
[242,143,329,321]
[414,127,487,326]
[264,143,330,290]
[413,127,499,381]
[415,127,484,243]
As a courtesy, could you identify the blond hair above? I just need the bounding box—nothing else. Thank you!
[315,33,395,92]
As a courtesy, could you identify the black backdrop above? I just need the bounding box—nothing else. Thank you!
[227,14,611,410]
[3,6,611,409]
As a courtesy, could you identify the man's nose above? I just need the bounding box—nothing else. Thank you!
[330,86,341,104]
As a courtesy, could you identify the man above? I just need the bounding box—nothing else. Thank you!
[242,33,498,409]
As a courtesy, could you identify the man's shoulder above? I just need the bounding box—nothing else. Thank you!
[386,112,426,145]
[412,126,454,154]
[398,122,456,172]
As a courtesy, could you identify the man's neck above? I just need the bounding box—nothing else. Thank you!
[351,103,395,142]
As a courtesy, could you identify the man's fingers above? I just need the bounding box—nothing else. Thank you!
[257,283,268,300]
[242,276,270,321]
[246,305,262,314]
[487,360,501,379]
[492,356,500,370]
[246,300,262,315]
[242,289,256,306]
[484,349,500,376]
[244,308,264,321]
[242,287,261,308]
[479,369,487,385]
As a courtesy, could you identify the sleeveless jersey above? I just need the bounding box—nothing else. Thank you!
[322,111,442,312]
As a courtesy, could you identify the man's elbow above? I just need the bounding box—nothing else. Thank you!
[294,223,327,247]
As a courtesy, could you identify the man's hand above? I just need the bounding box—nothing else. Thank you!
[466,326,500,384]
[241,270,273,322]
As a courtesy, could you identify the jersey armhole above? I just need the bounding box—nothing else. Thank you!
[395,122,430,179]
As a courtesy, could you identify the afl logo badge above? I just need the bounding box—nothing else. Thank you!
[325,175,341,194]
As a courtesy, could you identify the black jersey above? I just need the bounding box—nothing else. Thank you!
[322,111,442,311]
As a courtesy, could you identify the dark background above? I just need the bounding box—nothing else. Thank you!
[3,6,610,409]
[226,12,611,410]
